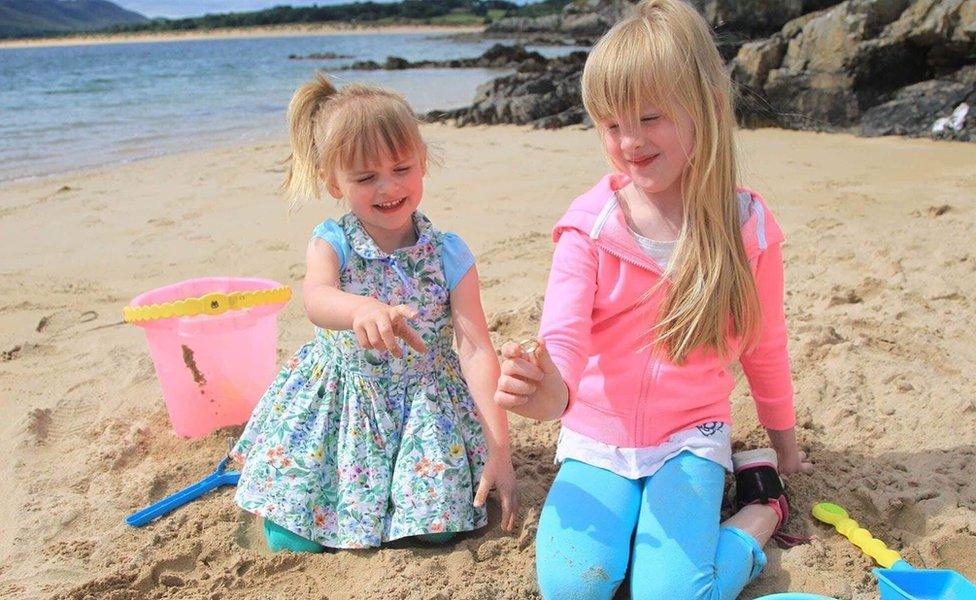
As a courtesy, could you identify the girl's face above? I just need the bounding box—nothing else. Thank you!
[328,150,424,236]
[600,102,696,200]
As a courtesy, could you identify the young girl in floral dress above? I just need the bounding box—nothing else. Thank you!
[231,74,518,552]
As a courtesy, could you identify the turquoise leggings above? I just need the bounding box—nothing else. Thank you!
[536,452,767,600]
[262,519,455,552]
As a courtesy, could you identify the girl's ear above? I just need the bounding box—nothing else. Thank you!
[322,169,342,198]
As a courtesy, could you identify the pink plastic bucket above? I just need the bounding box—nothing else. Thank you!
[128,277,289,437]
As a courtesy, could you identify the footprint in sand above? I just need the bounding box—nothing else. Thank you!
[35,310,98,334]
[264,241,290,252]
[288,262,305,281]
[20,407,52,446]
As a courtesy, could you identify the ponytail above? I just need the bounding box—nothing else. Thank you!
[283,72,337,205]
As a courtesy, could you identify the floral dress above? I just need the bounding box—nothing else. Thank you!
[232,212,488,549]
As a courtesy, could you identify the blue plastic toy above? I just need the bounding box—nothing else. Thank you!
[874,565,976,600]
[813,502,976,600]
[126,453,240,527]
[754,595,838,600]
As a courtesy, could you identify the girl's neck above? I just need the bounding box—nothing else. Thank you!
[361,218,418,254]
[618,182,684,243]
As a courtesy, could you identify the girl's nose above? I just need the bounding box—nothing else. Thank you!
[379,177,403,197]
[620,133,644,153]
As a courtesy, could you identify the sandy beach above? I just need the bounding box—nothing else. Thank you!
[0,24,482,49]
[1,124,975,599]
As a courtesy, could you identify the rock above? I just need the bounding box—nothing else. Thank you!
[339,44,547,72]
[730,0,976,137]
[349,59,381,70]
[289,51,353,60]
[860,66,976,139]
[485,0,631,43]
[383,56,410,70]
[427,52,588,129]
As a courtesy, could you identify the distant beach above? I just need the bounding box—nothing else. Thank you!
[0,23,483,49]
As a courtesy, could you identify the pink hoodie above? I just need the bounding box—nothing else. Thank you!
[540,174,795,448]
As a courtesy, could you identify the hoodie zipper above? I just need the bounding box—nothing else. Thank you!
[592,239,664,444]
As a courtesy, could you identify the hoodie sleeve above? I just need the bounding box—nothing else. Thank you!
[739,240,796,430]
[539,228,598,414]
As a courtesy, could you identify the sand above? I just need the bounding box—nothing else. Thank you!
[0,124,974,599]
[0,24,482,49]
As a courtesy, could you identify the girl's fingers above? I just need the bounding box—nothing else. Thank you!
[500,493,514,532]
[501,358,544,382]
[500,341,524,360]
[354,326,369,349]
[494,390,529,409]
[473,477,490,508]
[375,317,401,357]
[395,322,428,354]
[391,305,428,354]
[363,322,382,351]
[497,375,538,397]
[504,491,519,532]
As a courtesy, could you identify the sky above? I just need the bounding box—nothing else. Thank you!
[114,1,534,19]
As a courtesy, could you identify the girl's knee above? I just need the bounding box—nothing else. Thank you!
[538,565,621,600]
[537,544,625,600]
[416,532,455,544]
[263,519,325,553]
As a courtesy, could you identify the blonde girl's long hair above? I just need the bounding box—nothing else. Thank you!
[283,72,427,207]
[581,0,761,364]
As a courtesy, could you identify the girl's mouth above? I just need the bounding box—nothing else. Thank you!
[628,154,659,167]
[374,197,406,213]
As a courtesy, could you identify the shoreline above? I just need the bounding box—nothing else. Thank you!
[2,123,967,189]
[0,23,484,50]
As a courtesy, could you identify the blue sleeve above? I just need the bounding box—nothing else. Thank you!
[441,232,476,291]
[311,220,349,270]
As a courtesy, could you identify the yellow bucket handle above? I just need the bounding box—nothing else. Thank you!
[123,286,291,323]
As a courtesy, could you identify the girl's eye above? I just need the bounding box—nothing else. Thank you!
[641,115,660,123]
[356,175,374,183]
[607,124,619,131]
[395,166,410,173]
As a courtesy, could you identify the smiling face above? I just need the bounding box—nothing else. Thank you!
[599,103,696,200]
[328,150,424,242]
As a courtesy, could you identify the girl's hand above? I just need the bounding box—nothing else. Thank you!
[494,338,556,409]
[767,428,813,476]
[473,452,519,532]
[778,449,813,476]
[351,301,427,358]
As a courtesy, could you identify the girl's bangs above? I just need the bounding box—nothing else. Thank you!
[331,102,423,172]
[583,18,683,124]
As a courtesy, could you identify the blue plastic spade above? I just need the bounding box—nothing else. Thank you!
[874,562,976,600]
[126,454,240,527]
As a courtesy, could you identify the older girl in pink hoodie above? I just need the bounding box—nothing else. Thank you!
[495,1,812,598]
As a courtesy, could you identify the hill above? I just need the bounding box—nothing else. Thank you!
[0,0,148,38]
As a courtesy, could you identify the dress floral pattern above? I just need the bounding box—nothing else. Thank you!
[232,212,487,549]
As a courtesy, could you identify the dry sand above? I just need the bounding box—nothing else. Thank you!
[0,24,482,49]
[0,124,974,599]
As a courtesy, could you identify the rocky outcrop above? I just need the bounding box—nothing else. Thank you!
[860,66,975,140]
[335,44,547,72]
[431,0,975,140]
[731,0,976,137]
[425,52,589,129]
[690,0,841,38]
[485,0,632,44]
